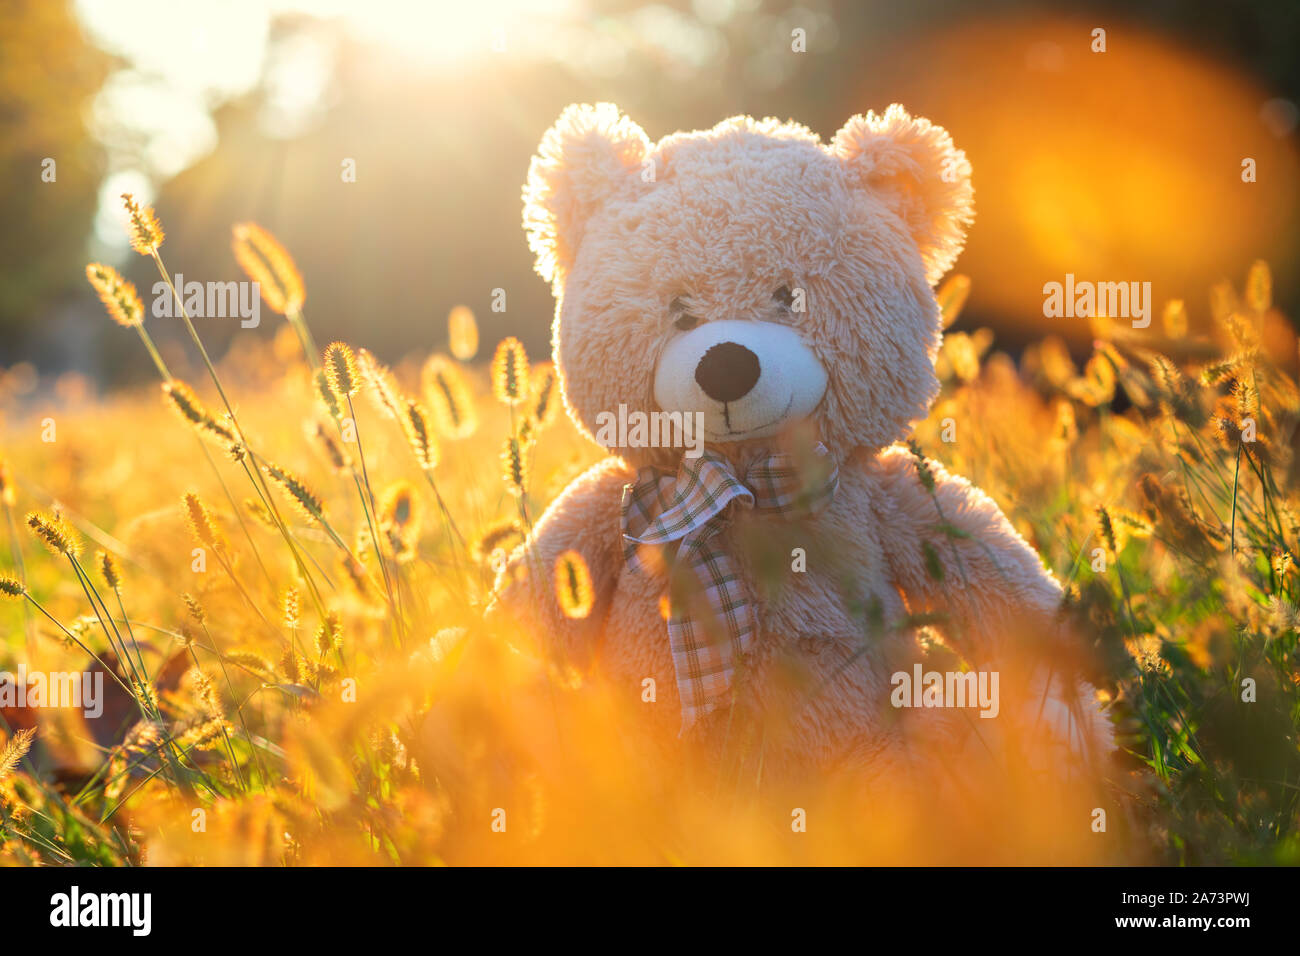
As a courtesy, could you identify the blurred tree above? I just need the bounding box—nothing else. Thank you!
[0,0,109,361]
[6,0,1300,381]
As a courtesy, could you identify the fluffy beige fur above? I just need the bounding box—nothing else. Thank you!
[495,102,1111,783]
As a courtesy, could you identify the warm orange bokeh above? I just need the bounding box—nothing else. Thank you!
[869,15,1300,339]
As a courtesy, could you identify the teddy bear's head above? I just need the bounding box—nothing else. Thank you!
[523,103,972,463]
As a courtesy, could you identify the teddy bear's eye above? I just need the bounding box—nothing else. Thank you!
[669,296,700,331]
[773,285,795,309]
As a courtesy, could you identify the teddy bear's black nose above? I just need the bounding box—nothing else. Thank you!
[695,341,761,403]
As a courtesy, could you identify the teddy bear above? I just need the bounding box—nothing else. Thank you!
[492,102,1112,787]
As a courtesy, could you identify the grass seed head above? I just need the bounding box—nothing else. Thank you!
[339,553,371,599]
[183,492,226,555]
[314,368,342,421]
[226,651,275,681]
[380,481,420,560]
[231,222,304,315]
[183,592,206,625]
[472,519,524,568]
[85,263,144,327]
[516,417,536,448]
[1246,259,1272,313]
[315,611,342,657]
[311,421,349,472]
[936,273,971,329]
[403,398,439,470]
[501,435,528,496]
[1097,505,1118,555]
[26,510,79,558]
[97,551,121,590]
[162,380,237,445]
[178,717,230,751]
[1163,299,1189,338]
[131,676,159,712]
[324,342,360,400]
[0,728,37,782]
[244,498,277,530]
[555,549,594,619]
[357,348,404,421]
[448,305,479,360]
[491,336,529,405]
[279,647,301,684]
[264,462,326,524]
[121,193,164,255]
[422,354,477,438]
[282,587,300,630]
[530,362,559,429]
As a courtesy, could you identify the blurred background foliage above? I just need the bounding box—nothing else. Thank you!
[2,0,1299,390]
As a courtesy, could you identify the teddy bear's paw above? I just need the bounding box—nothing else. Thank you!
[1024,670,1115,772]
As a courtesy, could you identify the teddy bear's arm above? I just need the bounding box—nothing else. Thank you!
[876,444,1115,759]
[486,457,635,667]
[875,444,1064,662]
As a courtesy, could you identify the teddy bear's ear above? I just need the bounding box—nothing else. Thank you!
[523,102,650,285]
[830,105,973,284]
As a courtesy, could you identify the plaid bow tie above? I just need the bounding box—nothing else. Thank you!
[621,443,839,733]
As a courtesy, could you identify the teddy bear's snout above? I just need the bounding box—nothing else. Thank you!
[653,317,828,442]
[694,341,761,402]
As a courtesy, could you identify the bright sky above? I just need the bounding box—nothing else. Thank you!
[75,0,595,247]
[77,0,588,92]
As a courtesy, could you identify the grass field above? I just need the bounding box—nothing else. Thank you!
[0,204,1297,865]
